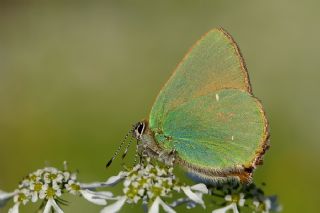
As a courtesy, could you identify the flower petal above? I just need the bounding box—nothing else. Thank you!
[50,198,64,213]
[43,199,53,213]
[149,197,176,213]
[8,203,20,213]
[170,198,189,208]
[80,190,107,205]
[190,183,208,194]
[263,198,272,213]
[186,201,197,209]
[80,172,127,189]
[104,172,127,185]
[239,198,245,207]
[158,197,176,213]
[142,197,148,213]
[43,199,64,213]
[224,195,232,202]
[79,182,108,189]
[100,196,126,213]
[31,192,38,203]
[212,203,239,213]
[148,197,160,213]
[91,191,114,199]
[182,186,205,208]
[0,190,16,207]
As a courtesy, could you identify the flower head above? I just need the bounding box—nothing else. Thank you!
[3,163,112,213]
[0,160,281,213]
[100,158,209,213]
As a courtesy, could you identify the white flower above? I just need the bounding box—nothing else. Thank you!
[80,171,127,189]
[0,161,281,213]
[43,198,63,213]
[253,200,260,208]
[43,171,64,184]
[33,169,44,177]
[181,183,208,208]
[147,182,167,199]
[97,160,209,212]
[170,197,189,208]
[99,161,209,212]
[212,192,247,213]
[29,181,46,202]
[263,198,271,213]
[13,188,30,205]
[43,167,59,174]
[70,172,77,181]
[156,166,167,176]
[212,203,239,213]
[28,172,41,183]
[80,189,115,205]
[189,183,208,194]
[148,196,176,213]
[0,190,16,207]
[225,194,232,201]
[18,179,31,189]
[38,185,61,199]
[65,180,81,195]
[8,189,30,213]
[8,202,20,213]
[238,193,245,207]
[100,196,127,213]
[6,165,78,212]
[222,193,245,210]
[63,171,71,181]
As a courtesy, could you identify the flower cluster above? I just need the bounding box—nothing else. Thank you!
[99,158,208,213]
[6,163,81,212]
[211,182,282,213]
[123,163,178,203]
[0,160,281,213]
[9,166,76,212]
[0,163,116,213]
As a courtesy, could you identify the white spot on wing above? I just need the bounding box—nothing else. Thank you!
[215,93,219,101]
[231,136,234,141]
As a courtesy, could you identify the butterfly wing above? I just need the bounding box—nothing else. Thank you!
[150,28,251,129]
[150,89,268,170]
[148,28,268,173]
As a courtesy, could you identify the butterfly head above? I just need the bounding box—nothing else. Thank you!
[133,121,146,140]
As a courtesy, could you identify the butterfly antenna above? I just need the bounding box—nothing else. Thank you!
[106,128,133,168]
[121,136,133,160]
[132,139,139,167]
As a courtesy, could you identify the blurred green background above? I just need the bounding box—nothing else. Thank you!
[0,0,319,212]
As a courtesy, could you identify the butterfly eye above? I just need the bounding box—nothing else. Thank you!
[134,122,145,139]
[137,123,144,133]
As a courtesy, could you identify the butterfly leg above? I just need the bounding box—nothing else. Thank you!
[137,142,160,162]
[158,149,176,166]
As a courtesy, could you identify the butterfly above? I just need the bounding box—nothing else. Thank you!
[107,28,269,183]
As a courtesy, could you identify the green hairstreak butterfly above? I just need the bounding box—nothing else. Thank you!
[108,28,269,183]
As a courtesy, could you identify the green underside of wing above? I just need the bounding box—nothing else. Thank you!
[149,89,265,169]
[149,29,250,124]
[148,29,266,170]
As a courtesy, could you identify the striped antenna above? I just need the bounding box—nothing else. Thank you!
[132,139,140,167]
[106,127,133,168]
[121,137,133,160]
